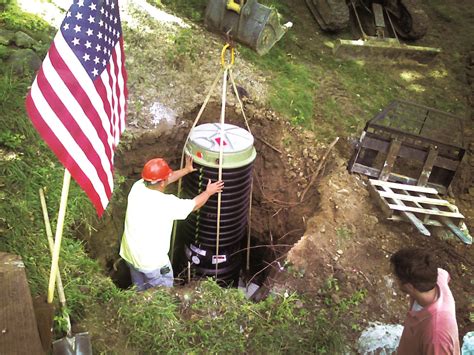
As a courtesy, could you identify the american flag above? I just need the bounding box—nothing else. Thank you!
[26,0,127,216]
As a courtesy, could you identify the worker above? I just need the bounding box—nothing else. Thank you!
[390,247,460,355]
[119,156,224,291]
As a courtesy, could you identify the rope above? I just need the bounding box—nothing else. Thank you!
[229,68,253,272]
[228,69,252,134]
[215,67,228,277]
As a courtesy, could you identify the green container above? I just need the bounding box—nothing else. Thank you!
[184,123,256,169]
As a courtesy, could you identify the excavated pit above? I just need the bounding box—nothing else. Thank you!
[75,102,321,295]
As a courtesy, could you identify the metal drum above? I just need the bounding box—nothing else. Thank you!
[204,0,291,55]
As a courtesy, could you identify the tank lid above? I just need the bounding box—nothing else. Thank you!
[185,123,256,168]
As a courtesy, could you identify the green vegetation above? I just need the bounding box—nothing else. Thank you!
[0,1,50,32]
[115,281,363,353]
[166,28,200,68]
[148,0,208,22]
[240,44,318,127]
[336,226,352,241]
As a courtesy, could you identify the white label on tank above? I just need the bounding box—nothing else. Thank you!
[212,255,227,264]
[190,244,206,256]
[192,256,200,265]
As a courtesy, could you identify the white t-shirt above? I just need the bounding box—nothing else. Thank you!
[119,179,195,271]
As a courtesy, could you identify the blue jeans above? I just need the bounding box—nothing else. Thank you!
[127,261,174,291]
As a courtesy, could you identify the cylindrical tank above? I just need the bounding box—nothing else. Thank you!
[180,123,256,286]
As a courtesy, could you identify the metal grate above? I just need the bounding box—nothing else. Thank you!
[369,100,465,148]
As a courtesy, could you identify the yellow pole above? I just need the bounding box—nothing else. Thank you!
[246,179,253,271]
[40,188,71,333]
[215,67,228,277]
[40,188,66,304]
[47,169,71,304]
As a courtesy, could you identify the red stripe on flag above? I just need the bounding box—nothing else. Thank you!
[34,67,113,198]
[49,44,114,163]
[95,77,113,140]
[26,94,105,215]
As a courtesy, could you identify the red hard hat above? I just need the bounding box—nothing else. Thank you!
[142,158,172,183]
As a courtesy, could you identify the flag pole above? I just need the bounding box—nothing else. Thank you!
[47,168,71,304]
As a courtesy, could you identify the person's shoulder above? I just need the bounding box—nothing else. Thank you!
[437,268,450,283]
[132,179,145,187]
[129,179,145,193]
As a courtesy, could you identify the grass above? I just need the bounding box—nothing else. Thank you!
[240,47,317,127]
[149,0,208,22]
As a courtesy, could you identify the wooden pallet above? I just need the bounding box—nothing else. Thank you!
[368,180,472,244]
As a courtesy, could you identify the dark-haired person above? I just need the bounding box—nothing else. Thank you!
[390,247,460,355]
[120,156,223,291]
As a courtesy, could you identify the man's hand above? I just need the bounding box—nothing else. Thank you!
[206,179,224,196]
[193,179,224,211]
[185,155,196,174]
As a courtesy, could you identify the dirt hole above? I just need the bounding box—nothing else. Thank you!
[76,102,321,295]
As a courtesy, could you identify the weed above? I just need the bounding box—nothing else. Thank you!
[336,226,352,241]
[161,0,208,22]
[0,131,25,150]
[53,307,71,335]
[165,28,199,69]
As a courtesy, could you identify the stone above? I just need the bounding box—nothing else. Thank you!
[0,44,13,60]
[365,214,379,226]
[5,48,42,75]
[0,29,15,46]
[13,31,36,48]
[462,332,474,354]
[357,322,404,355]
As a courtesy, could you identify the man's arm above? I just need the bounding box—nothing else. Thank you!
[167,155,195,184]
[193,179,224,211]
